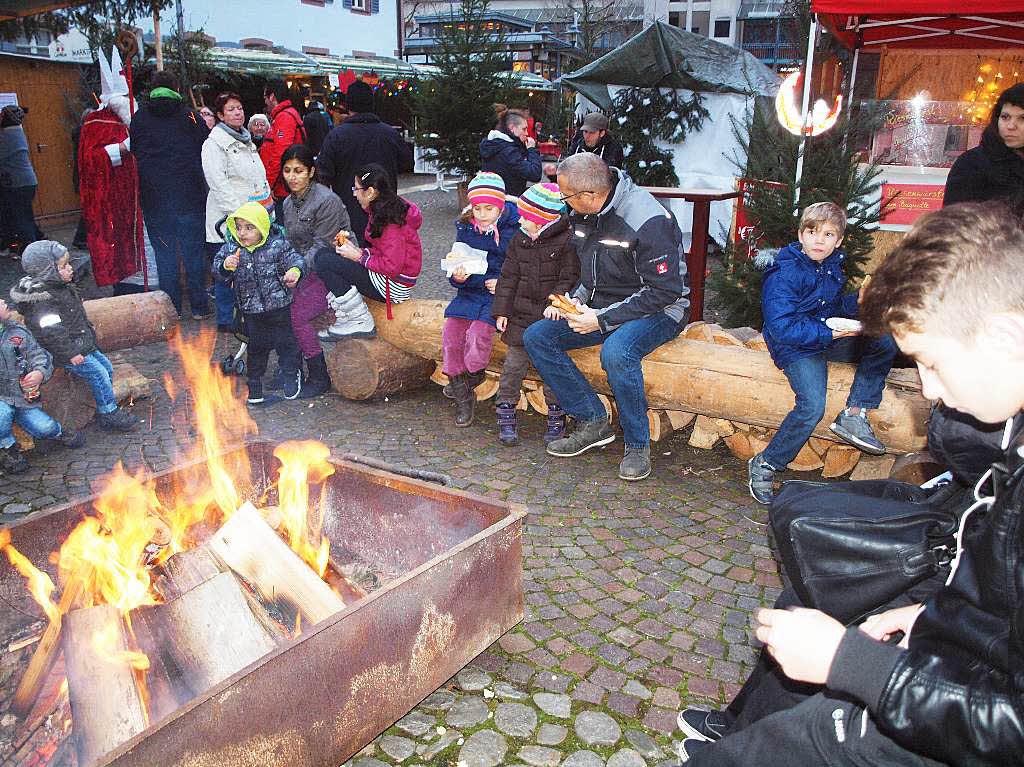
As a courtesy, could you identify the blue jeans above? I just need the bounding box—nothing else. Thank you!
[0,402,61,449]
[206,241,235,326]
[523,312,683,448]
[65,350,117,414]
[144,209,208,316]
[764,334,899,469]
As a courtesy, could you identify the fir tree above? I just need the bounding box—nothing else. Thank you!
[606,87,709,186]
[411,0,515,178]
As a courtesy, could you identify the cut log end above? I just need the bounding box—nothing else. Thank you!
[325,337,434,401]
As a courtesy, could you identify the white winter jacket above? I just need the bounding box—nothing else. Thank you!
[201,124,272,243]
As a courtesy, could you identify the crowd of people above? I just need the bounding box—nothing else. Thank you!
[4,65,1024,767]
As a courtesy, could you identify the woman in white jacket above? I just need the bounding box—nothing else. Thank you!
[201,92,272,330]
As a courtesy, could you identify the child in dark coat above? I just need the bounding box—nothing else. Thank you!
[0,297,83,473]
[491,182,579,446]
[748,202,898,504]
[442,172,519,427]
[214,202,304,407]
[13,241,136,432]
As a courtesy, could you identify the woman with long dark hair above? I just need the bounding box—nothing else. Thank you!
[944,83,1024,206]
[314,163,422,339]
[201,91,272,329]
[280,144,349,397]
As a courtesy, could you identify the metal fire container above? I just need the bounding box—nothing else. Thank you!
[0,442,527,767]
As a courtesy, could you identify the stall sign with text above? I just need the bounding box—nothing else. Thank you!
[880,183,945,227]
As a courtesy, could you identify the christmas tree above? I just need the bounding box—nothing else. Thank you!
[606,87,709,186]
[411,0,515,178]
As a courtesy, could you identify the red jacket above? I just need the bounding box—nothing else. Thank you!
[357,201,423,286]
[259,100,305,199]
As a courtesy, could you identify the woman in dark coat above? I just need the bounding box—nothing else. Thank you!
[943,83,1024,207]
[479,108,542,197]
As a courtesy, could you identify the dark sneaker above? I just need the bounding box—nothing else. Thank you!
[265,369,288,391]
[829,409,886,455]
[97,408,137,432]
[0,445,29,474]
[546,417,614,457]
[544,404,566,444]
[282,369,302,400]
[496,402,518,446]
[191,308,213,321]
[246,393,283,407]
[748,452,777,505]
[58,428,85,449]
[677,708,733,742]
[619,445,652,481]
[677,737,711,763]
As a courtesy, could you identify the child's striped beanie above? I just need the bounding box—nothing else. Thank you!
[467,172,506,207]
[518,182,565,226]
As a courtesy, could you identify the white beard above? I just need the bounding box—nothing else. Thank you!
[107,95,135,125]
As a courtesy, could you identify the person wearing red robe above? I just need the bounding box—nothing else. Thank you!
[78,106,145,287]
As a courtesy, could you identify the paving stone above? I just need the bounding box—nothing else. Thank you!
[352,758,388,767]
[458,729,508,767]
[607,748,647,767]
[420,690,456,711]
[624,730,665,760]
[623,679,652,700]
[574,710,622,747]
[562,751,606,767]
[396,710,435,737]
[651,687,680,710]
[378,735,416,762]
[533,692,571,718]
[416,729,462,760]
[457,667,493,691]
[518,745,563,767]
[446,696,489,728]
[495,702,537,738]
[570,680,606,705]
[494,682,528,700]
[537,723,568,745]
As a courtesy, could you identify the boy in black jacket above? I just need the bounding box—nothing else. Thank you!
[678,202,1024,767]
[12,241,135,432]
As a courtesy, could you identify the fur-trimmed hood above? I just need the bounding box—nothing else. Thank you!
[10,275,56,304]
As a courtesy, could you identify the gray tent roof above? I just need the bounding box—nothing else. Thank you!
[558,22,780,109]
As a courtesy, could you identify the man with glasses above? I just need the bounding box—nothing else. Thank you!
[522,153,688,481]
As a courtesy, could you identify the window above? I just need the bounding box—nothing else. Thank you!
[713,18,731,37]
[669,11,680,27]
[352,0,365,9]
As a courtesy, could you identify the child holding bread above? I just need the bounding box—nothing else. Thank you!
[442,172,519,428]
[490,182,579,446]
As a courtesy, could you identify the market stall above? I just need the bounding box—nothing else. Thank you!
[812,2,1024,231]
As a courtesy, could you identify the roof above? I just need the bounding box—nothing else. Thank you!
[812,2,1024,49]
[0,0,88,20]
[404,31,580,51]
[737,0,791,19]
[559,21,780,108]
[413,10,534,29]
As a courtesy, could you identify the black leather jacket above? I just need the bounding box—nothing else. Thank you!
[828,413,1024,766]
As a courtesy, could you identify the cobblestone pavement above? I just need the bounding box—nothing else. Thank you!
[0,183,765,766]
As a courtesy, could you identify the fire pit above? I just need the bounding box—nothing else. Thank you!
[1,441,526,766]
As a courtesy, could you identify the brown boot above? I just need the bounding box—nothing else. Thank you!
[452,373,475,427]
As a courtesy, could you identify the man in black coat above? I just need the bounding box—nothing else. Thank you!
[302,100,332,158]
[565,112,624,170]
[129,70,210,317]
[316,81,412,245]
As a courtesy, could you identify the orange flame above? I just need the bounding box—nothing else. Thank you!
[273,441,335,577]
[0,529,60,624]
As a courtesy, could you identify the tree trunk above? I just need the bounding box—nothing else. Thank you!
[63,605,148,767]
[821,444,862,478]
[208,503,346,625]
[82,291,179,351]
[325,336,434,400]
[365,300,929,454]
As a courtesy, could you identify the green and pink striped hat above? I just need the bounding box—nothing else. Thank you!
[467,172,507,207]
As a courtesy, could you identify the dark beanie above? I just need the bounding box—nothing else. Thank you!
[346,81,375,114]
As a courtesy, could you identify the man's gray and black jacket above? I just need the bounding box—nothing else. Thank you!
[569,168,689,332]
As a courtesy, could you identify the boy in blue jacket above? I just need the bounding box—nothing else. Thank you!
[748,202,897,504]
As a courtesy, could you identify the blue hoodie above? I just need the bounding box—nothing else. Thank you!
[760,242,859,369]
[443,202,519,326]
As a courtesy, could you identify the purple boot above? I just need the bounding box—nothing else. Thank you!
[496,402,518,446]
[545,404,567,444]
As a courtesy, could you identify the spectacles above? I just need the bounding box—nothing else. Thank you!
[352,186,364,194]
[559,190,592,202]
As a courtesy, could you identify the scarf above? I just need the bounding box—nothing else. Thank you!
[216,121,252,145]
[473,218,501,247]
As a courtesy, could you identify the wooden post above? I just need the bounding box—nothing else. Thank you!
[153,5,163,71]
[324,337,434,400]
[208,503,346,625]
[63,605,148,767]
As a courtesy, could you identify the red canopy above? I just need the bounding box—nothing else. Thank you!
[812,1,1024,49]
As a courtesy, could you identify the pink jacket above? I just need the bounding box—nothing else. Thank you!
[358,201,423,287]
